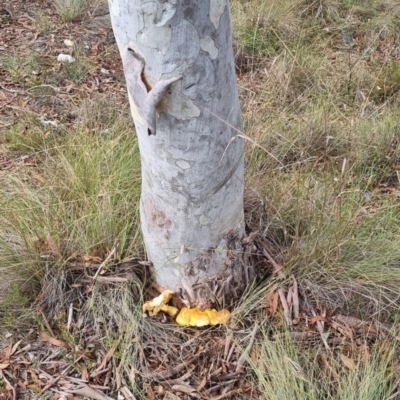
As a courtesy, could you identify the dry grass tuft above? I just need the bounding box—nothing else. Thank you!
[53,0,89,22]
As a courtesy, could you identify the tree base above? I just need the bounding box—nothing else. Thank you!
[167,230,262,310]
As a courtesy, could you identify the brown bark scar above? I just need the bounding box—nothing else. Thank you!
[147,202,171,230]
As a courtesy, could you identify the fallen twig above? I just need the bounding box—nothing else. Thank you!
[219,324,259,395]
[312,309,330,350]
[97,338,121,372]
[40,310,55,337]
[92,244,117,280]
[292,276,300,324]
[40,375,62,395]
[120,386,137,399]
[262,248,283,274]
[67,302,74,331]
[223,332,232,361]
[278,289,292,326]
[235,322,258,372]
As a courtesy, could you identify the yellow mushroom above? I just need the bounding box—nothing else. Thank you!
[205,309,231,325]
[176,307,231,326]
[143,290,230,326]
[142,289,175,316]
[160,304,179,317]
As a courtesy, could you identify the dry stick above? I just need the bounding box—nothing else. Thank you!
[287,286,293,306]
[320,308,326,332]
[226,341,236,364]
[223,333,232,361]
[208,380,236,394]
[92,244,117,280]
[311,309,330,351]
[261,247,283,275]
[236,323,258,372]
[278,289,292,326]
[292,276,300,324]
[40,375,62,395]
[120,386,138,400]
[260,243,294,326]
[40,310,56,337]
[222,324,259,395]
[67,302,73,331]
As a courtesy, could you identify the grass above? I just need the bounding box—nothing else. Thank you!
[1,0,400,397]
[252,328,400,400]
[53,0,89,22]
[0,99,142,314]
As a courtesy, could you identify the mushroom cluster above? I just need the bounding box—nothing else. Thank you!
[142,290,179,317]
[142,290,230,327]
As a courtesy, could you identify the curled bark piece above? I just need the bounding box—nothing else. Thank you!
[125,48,180,135]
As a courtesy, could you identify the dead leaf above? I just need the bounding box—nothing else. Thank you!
[17,380,27,390]
[250,348,258,363]
[97,338,121,371]
[82,255,103,263]
[39,331,70,349]
[335,314,365,329]
[309,315,329,324]
[67,384,114,400]
[164,391,181,400]
[0,363,9,369]
[5,340,21,360]
[172,384,197,395]
[340,354,356,371]
[28,368,44,388]
[197,376,207,391]
[81,363,89,381]
[145,384,155,400]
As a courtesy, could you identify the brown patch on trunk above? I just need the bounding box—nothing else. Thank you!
[145,202,172,231]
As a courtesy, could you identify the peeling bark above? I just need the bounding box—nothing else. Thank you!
[108,0,246,308]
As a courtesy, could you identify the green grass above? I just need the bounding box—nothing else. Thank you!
[252,328,400,400]
[61,46,94,84]
[1,0,400,397]
[0,53,47,87]
[0,99,142,314]
[53,0,89,22]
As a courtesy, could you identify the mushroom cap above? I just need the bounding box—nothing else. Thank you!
[176,307,230,326]
[176,307,209,326]
[142,289,175,315]
[160,304,179,317]
[205,309,231,325]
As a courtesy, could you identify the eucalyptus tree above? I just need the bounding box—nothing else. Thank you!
[108,0,246,308]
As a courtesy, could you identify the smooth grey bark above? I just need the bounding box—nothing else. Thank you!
[108,0,245,308]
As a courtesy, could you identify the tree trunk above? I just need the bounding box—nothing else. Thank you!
[108,0,245,308]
